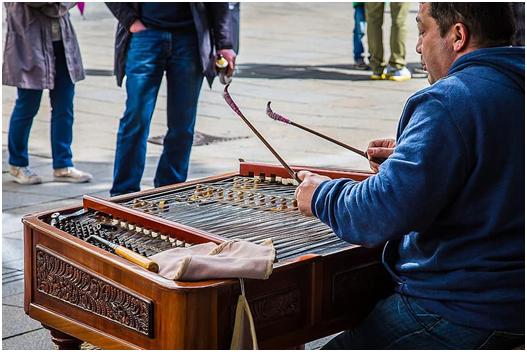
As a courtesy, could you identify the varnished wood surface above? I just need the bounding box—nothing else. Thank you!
[24,162,391,349]
[239,161,374,181]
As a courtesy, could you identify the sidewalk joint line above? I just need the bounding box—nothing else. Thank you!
[2,327,44,340]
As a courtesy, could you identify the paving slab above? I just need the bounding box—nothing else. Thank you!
[305,333,339,349]
[2,292,24,308]
[2,328,56,351]
[2,212,24,239]
[1,276,24,298]
[2,305,43,339]
[2,237,23,264]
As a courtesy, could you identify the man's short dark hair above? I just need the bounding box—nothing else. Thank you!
[429,3,516,47]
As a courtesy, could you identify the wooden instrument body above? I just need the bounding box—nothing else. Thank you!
[23,162,391,349]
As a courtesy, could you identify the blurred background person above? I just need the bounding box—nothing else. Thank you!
[230,2,240,54]
[352,2,368,69]
[366,2,412,81]
[512,2,524,46]
[3,2,93,185]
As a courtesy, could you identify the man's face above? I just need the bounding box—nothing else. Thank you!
[416,3,457,84]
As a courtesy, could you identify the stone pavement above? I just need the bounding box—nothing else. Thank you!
[2,3,426,350]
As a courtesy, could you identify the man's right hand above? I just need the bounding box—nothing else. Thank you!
[367,138,396,173]
[217,48,237,77]
[130,19,147,33]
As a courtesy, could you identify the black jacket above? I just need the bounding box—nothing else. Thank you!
[105,2,233,87]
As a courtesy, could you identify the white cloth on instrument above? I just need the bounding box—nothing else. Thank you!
[150,240,274,349]
[149,239,275,281]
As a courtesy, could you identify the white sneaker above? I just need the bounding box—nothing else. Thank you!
[384,66,412,82]
[9,166,43,185]
[53,167,93,183]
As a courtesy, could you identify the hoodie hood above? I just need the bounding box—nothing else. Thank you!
[449,46,525,92]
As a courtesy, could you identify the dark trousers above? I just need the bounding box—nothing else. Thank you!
[322,293,524,349]
[110,28,203,196]
[353,5,366,61]
[8,41,75,169]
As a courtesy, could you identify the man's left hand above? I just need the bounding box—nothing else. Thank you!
[217,48,236,77]
[295,171,331,216]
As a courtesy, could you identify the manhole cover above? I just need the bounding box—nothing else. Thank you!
[148,131,248,147]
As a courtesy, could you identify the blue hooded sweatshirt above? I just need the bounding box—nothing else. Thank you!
[312,46,525,331]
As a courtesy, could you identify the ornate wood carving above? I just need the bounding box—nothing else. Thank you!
[35,246,153,336]
[250,288,301,325]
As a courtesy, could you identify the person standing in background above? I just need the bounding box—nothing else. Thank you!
[366,2,412,81]
[512,2,525,46]
[106,3,236,196]
[3,2,93,185]
[229,2,240,54]
[352,2,368,69]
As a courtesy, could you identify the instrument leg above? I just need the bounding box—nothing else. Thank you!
[43,325,83,350]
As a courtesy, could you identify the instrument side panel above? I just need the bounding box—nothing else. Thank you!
[25,222,222,349]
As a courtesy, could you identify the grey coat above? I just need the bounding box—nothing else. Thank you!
[2,2,85,90]
[106,3,233,88]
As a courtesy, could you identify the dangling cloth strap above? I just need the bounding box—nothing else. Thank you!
[230,278,258,350]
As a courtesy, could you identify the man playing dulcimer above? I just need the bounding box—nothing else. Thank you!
[296,3,524,349]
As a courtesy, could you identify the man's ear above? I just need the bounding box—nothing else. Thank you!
[452,22,470,52]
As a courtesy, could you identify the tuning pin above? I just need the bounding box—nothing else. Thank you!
[50,212,60,226]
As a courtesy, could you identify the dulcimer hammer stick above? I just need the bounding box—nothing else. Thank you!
[266,102,385,165]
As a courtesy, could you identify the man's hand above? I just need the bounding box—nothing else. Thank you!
[295,171,331,216]
[129,19,147,33]
[367,138,396,173]
[217,48,236,76]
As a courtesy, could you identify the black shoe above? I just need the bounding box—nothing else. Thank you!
[353,59,370,70]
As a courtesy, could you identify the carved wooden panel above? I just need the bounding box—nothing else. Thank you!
[250,288,301,326]
[35,245,153,336]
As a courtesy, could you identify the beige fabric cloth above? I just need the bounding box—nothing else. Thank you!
[150,240,273,349]
[149,239,275,281]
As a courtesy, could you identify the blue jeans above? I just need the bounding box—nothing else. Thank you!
[110,28,204,196]
[322,293,524,349]
[353,5,366,62]
[8,41,75,169]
